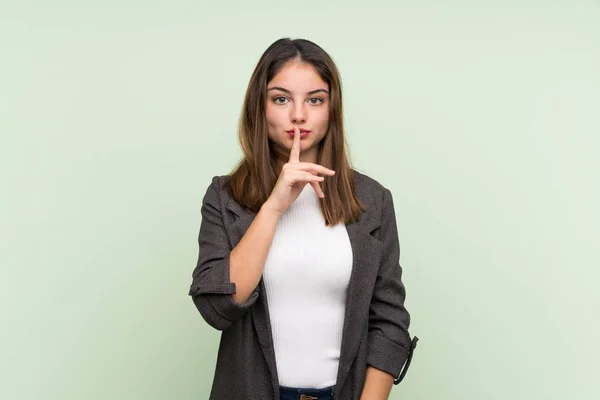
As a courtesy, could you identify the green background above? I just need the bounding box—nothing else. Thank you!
[1,1,599,399]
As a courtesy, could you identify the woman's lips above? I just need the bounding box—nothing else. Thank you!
[287,129,311,139]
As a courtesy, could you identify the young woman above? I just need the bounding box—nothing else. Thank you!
[189,38,418,400]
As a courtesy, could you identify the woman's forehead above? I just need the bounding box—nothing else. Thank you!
[268,62,327,92]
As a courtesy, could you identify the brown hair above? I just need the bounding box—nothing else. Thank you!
[223,37,365,226]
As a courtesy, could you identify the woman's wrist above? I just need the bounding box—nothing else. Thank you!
[261,198,283,217]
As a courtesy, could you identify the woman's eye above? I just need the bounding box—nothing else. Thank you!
[272,96,324,105]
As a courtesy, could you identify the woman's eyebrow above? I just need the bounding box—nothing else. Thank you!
[267,86,329,95]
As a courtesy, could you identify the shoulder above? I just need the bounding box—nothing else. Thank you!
[207,174,229,190]
[200,175,232,209]
[351,168,387,193]
[351,170,399,239]
[351,168,394,207]
[203,174,235,194]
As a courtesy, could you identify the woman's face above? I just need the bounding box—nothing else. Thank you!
[265,61,330,164]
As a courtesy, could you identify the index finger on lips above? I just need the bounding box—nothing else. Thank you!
[289,127,300,163]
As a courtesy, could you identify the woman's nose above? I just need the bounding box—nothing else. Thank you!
[290,103,307,123]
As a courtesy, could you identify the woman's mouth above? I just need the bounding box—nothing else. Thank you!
[286,129,311,139]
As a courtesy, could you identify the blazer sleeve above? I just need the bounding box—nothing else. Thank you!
[188,176,259,331]
[366,187,419,384]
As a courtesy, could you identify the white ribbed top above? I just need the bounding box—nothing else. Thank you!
[262,183,353,388]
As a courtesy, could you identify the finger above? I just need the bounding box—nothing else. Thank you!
[311,181,325,198]
[286,170,325,184]
[289,126,300,164]
[290,162,335,176]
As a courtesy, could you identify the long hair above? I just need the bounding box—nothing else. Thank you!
[223,37,366,226]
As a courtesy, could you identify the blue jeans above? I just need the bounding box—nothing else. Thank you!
[279,385,335,400]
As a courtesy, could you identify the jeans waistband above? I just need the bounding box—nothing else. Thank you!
[279,384,335,399]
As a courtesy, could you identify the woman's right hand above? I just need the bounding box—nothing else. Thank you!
[264,127,335,214]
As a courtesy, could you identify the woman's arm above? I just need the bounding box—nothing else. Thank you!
[229,201,282,303]
[189,177,281,330]
[360,366,394,399]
